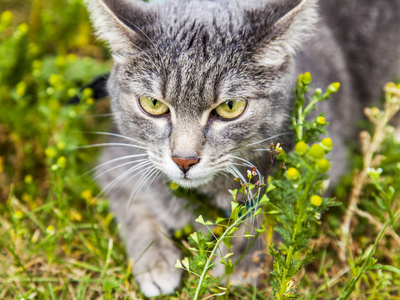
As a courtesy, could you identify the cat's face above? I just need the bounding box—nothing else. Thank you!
[87,0,317,188]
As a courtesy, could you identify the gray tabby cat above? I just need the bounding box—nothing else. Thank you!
[85,0,400,297]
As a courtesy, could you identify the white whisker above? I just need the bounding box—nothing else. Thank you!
[93,158,148,182]
[99,161,152,196]
[82,131,147,146]
[127,166,158,208]
[145,170,162,192]
[77,142,148,151]
[247,132,291,147]
[82,154,148,177]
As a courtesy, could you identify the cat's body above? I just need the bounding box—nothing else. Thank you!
[85,0,400,297]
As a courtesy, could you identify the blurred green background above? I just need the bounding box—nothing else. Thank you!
[0,1,142,299]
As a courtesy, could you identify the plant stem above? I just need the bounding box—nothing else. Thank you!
[338,210,400,300]
[278,178,313,298]
[193,207,256,300]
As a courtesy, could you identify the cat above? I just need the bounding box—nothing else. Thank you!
[84,0,400,297]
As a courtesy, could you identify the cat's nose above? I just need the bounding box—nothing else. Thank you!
[172,156,199,174]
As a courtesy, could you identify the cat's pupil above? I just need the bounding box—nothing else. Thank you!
[152,98,158,106]
[226,101,233,110]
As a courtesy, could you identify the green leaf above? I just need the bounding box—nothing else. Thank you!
[223,253,234,259]
[259,194,270,205]
[227,227,238,236]
[215,217,226,225]
[267,183,276,193]
[181,257,190,270]
[175,259,183,269]
[253,208,262,217]
[231,201,239,214]
[195,215,205,225]
[372,264,400,276]
[190,232,199,244]
[244,235,255,238]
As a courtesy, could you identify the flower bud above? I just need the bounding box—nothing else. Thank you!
[384,82,397,89]
[321,138,333,151]
[17,23,29,35]
[302,72,312,85]
[1,11,13,26]
[170,182,179,190]
[297,74,304,87]
[310,195,322,206]
[57,156,67,168]
[317,159,330,173]
[316,116,326,125]
[16,81,27,97]
[314,88,323,97]
[308,144,325,161]
[286,167,300,180]
[327,82,341,94]
[294,141,308,156]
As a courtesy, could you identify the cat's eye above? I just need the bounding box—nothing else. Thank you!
[139,96,170,116]
[213,99,247,119]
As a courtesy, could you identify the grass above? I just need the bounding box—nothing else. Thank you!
[1,1,400,299]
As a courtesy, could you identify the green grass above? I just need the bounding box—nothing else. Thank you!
[1,1,400,299]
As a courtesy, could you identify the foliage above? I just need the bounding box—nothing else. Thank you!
[1,1,400,299]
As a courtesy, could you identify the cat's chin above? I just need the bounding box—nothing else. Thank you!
[172,176,213,189]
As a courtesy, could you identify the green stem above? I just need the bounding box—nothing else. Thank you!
[297,104,304,141]
[193,207,256,300]
[303,96,319,117]
[278,178,313,298]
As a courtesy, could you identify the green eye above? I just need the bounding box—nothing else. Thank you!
[214,99,247,119]
[139,96,169,116]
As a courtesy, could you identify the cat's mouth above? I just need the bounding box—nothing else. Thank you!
[171,175,213,189]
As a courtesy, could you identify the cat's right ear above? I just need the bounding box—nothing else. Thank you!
[85,0,150,63]
[246,0,318,68]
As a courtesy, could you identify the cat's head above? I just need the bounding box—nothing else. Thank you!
[86,0,318,188]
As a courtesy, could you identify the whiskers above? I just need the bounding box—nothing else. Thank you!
[247,131,292,150]
[78,131,162,209]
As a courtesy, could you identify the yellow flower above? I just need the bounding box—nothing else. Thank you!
[287,167,300,180]
[16,81,27,97]
[1,11,13,26]
[57,156,67,168]
[321,137,333,151]
[317,159,330,173]
[327,82,340,94]
[45,147,56,158]
[14,210,24,219]
[308,144,325,161]
[24,175,33,184]
[316,116,326,125]
[294,141,308,156]
[46,225,55,234]
[302,72,312,85]
[170,182,179,190]
[310,195,322,206]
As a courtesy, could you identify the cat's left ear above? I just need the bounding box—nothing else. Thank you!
[85,0,152,63]
[246,0,318,67]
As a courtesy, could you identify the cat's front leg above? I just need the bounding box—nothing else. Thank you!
[109,190,182,297]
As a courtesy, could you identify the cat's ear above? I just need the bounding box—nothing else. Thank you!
[247,0,318,67]
[85,0,150,63]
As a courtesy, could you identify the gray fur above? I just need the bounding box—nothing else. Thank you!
[85,0,400,296]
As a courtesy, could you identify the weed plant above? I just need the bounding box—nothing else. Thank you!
[1,2,400,299]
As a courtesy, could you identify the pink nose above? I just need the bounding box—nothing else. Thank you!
[172,156,199,173]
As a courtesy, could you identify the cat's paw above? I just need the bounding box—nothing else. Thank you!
[136,260,182,298]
